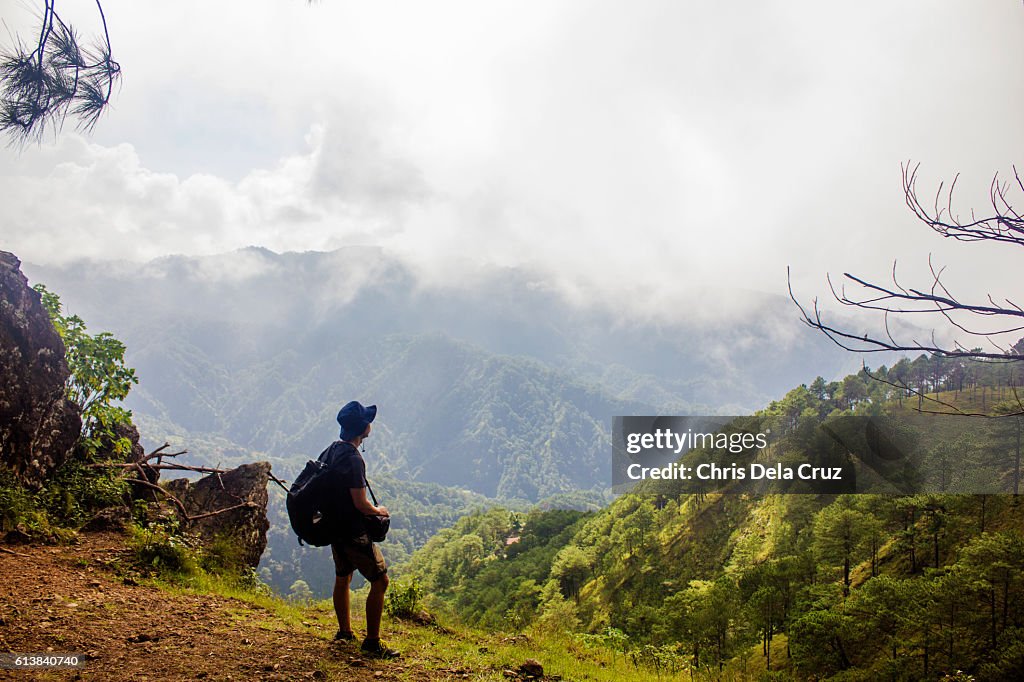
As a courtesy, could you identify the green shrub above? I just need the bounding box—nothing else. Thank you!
[0,468,76,543]
[0,468,36,532]
[235,567,272,596]
[629,643,686,675]
[385,577,423,618]
[41,459,128,526]
[127,521,201,576]
[200,532,248,574]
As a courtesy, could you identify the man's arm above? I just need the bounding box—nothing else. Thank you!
[350,487,388,517]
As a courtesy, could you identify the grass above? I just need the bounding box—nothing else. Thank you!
[138,566,704,681]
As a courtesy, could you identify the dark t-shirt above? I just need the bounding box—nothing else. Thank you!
[318,441,367,538]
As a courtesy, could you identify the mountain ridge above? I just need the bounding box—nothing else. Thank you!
[22,246,860,503]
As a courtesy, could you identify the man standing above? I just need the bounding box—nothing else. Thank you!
[319,400,399,659]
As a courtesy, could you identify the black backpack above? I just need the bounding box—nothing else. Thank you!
[286,459,342,546]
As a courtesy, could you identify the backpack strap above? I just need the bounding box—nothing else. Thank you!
[324,440,381,505]
[365,476,380,506]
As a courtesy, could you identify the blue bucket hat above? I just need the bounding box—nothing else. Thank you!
[337,400,377,441]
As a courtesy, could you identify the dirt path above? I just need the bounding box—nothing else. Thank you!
[0,532,420,681]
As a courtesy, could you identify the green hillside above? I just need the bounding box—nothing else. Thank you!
[406,356,1024,680]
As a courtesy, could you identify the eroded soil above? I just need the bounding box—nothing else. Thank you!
[0,532,420,681]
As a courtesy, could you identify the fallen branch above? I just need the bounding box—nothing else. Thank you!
[0,547,31,557]
[186,502,260,521]
[127,478,189,518]
[89,463,232,475]
[125,479,259,522]
[132,461,161,504]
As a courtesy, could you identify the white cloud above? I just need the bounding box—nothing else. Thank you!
[2,0,1023,327]
[0,118,424,262]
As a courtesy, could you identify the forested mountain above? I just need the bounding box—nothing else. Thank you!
[21,246,863,608]
[124,331,649,499]
[405,357,1024,679]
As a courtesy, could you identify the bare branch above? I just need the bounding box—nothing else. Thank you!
[125,477,259,522]
[789,266,1024,360]
[126,477,189,518]
[0,547,31,557]
[790,163,1024,364]
[268,471,290,492]
[901,162,1024,247]
[185,502,261,522]
[89,462,234,475]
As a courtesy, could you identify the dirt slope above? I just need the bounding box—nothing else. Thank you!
[0,532,420,681]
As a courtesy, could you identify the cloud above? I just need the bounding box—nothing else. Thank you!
[0,118,428,263]
[2,0,1023,328]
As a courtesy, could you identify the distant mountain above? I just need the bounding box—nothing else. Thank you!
[24,247,856,500]
[134,331,651,499]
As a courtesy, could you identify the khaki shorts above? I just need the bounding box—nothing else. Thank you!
[331,536,387,582]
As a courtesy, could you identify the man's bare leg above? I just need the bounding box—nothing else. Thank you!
[365,573,390,641]
[334,573,353,634]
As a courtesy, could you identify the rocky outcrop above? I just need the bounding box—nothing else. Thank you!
[164,462,271,568]
[0,251,81,487]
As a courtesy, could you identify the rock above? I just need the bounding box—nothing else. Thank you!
[0,251,81,487]
[501,634,530,644]
[83,506,132,532]
[164,462,272,568]
[411,609,437,626]
[3,528,32,545]
[518,659,544,678]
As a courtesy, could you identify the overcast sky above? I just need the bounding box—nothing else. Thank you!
[2,0,1023,328]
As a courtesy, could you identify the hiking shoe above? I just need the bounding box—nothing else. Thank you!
[360,638,401,659]
[333,630,356,643]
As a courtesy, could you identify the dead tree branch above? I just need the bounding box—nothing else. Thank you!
[125,477,259,522]
[126,477,189,518]
[789,163,1024,362]
[142,443,187,464]
[185,502,260,522]
[0,547,31,557]
[268,471,290,493]
[903,162,1024,248]
[90,462,238,475]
